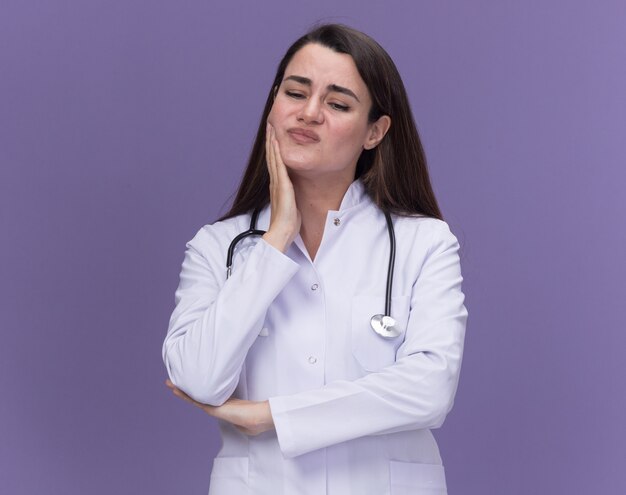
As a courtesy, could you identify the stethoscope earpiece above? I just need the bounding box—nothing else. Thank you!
[370,314,401,339]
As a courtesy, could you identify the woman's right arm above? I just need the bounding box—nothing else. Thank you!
[162,228,299,406]
[162,124,300,406]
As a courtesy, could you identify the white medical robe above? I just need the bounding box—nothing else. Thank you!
[163,179,468,495]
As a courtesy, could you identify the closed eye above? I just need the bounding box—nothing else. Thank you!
[285,89,349,112]
[285,90,305,99]
[330,102,349,112]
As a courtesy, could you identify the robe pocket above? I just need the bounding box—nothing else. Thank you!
[351,294,410,372]
[208,456,249,495]
[389,460,447,495]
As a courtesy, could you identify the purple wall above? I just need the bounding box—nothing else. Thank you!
[2,1,625,493]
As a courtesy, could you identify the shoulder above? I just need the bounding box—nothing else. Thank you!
[391,215,463,266]
[394,214,457,242]
[186,213,252,257]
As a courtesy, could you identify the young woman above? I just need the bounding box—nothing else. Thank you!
[163,24,468,495]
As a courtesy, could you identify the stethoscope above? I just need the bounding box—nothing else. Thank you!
[226,209,401,339]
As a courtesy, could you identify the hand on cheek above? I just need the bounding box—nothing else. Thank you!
[262,122,302,253]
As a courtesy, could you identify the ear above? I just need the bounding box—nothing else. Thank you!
[363,115,391,150]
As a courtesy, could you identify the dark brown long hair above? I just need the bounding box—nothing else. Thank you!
[220,24,442,221]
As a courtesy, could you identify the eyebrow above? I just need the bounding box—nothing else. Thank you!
[284,75,360,103]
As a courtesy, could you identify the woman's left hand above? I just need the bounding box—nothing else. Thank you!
[165,380,275,436]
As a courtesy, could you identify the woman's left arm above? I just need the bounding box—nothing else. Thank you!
[268,222,468,457]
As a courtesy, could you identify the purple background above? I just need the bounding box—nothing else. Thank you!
[1,1,625,493]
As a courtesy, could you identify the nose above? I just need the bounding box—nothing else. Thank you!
[297,97,324,125]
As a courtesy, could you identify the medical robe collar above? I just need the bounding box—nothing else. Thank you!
[336,179,368,212]
[255,179,369,233]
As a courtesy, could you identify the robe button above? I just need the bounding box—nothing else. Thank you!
[308,356,318,364]
[311,283,319,291]
[333,218,341,226]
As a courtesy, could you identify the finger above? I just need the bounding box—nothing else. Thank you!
[171,387,197,405]
[165,379,184,395]
[270,130,282,165]
[165,379,189,398]
[265,123,276,186]
[265,122,271,167]
[168,385,207,410]
[272,135,291,187]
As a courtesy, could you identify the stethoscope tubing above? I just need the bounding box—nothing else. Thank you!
[226,209,266,278]
[225,208,398,337]
[383,210,396,319]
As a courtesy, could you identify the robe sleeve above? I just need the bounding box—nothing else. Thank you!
[162,224,299,406]
[268,223,468,458]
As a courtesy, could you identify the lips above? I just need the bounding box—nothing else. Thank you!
[287,127,320,143]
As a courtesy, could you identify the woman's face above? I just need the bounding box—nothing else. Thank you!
[267,43,387,182]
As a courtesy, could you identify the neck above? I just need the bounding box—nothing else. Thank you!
[291,174,352,213]
[290,172,354,260]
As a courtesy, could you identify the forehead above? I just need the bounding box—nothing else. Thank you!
[283,43,369,96]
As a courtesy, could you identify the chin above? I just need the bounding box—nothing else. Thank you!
[283,161,319,175]
[281,151,319,171]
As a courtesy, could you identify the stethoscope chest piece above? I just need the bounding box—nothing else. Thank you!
[370,314,401,339]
